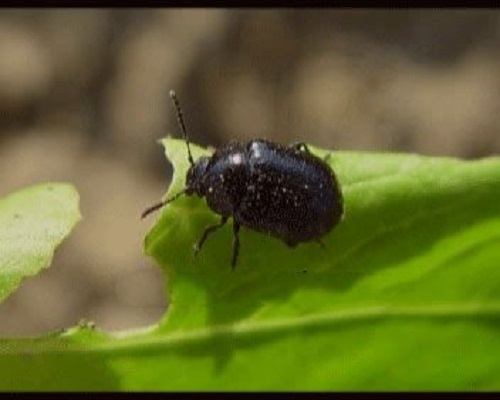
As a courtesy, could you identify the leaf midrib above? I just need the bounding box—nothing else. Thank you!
[2,302,499,356]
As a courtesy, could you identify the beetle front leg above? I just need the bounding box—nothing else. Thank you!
[193,216,228,257]
[231,221,241,269]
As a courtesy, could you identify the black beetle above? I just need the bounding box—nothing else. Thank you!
[142,91,344,269]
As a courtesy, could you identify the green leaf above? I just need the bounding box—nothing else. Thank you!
[0,183,81,303]
[1,139,499,390]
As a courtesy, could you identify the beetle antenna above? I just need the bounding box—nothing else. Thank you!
[141,188,187,219]
[170,90,195,167]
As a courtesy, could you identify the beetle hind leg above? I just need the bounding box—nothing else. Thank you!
[231,222,241,269]
[193,216,228,257]
[316,239,326,249]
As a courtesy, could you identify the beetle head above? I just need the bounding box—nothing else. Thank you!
[186,156,209,197]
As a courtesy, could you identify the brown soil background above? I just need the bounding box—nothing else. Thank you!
[1,10,499,335]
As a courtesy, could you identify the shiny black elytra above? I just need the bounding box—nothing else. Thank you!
[142,91,344,269]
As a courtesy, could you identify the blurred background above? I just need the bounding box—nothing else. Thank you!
[1,9,499,335]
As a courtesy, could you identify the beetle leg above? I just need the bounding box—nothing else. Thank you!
[193,216,228,257]
[323,152,332,163]
[231,221,241,269]
[290,141,310,154]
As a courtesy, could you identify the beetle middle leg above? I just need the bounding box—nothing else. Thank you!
[231,221,241,269]
[290,141,311,154]
[193,216,228,257]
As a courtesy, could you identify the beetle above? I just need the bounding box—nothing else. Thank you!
[142,90,344,269]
